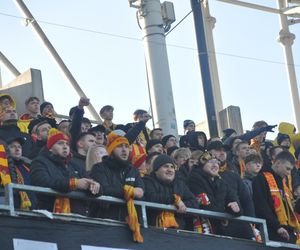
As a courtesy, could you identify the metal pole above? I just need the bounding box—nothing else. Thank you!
[277,0,300,130]
[133,0,178,136]
[0,51,21,78]
[201,0,223,135]
[191,0,218,137]
[13,0,102,122]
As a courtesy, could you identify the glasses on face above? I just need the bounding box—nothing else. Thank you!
[207,159,220,165]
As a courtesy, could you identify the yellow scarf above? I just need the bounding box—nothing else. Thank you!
[15,166,31,210]
[123,185,143,243]
[264,172,300,230]
[53,178,77,214]
[156,194,181,229]
[239,160,245,178]
[0,144,11,186]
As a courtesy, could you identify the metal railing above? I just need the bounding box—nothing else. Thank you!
[1,183,300,249]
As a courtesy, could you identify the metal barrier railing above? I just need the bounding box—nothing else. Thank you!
[2,183,300,249]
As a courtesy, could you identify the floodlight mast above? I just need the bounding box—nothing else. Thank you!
[129,0,178,137]
[217,0,300,130]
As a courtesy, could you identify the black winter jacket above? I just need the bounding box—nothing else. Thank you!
[89,156,144,221]
[188,166,241,215]
[143,173,198,229]
[30,149,89,214]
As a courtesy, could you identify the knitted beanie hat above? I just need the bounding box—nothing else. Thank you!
[277,133,290,145]
[130,144,147,168]
[152,154,174,172]
[106,132,129,155]
[161,134,176,147]
[146,139,162,153]
[47,128,69,149]
[183,119,195,129]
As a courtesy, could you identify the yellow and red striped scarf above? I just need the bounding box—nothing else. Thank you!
[0,144,11,186]
[156,194,181,229]
[264,172,300,231]
[123,185,143,243]
[15,165,31,210]
[53,178,77,214]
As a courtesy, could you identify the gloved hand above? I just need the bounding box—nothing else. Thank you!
[265,125,277,132]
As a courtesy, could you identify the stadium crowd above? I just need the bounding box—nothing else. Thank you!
[0,92,300,244]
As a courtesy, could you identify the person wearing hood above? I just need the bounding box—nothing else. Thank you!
[186,131,207,152]
[144,154,198,229]
[277,133,291,150]
[0,106,34,158]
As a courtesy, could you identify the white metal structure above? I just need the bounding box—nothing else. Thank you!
[12,0,102,122]
[129,0,178,137]
[217,0,300,130]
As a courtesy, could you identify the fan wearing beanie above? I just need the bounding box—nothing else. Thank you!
[188,151,243,235]
[90,132,144,243]
[143,154,198,229]
[30,128,101,215]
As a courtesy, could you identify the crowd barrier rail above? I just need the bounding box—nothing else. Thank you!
[1,183,300,249]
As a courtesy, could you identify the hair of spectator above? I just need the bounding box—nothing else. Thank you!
[172,147,191,160]
[25,96,40,106]
[150,128,162,137]
[274,150,295,165]
[269,145,284,160]
[133,109,147,121]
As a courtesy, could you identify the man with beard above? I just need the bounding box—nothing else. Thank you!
[89,132,144,221]
[30,128,100,215]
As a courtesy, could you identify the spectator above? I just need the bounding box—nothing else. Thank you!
[150,128,163,140]
[143,152,161,176]
[179,120,195,147]
[129,144,147,177]
[277,133,291,150]
[208,140,255,220]
[89,132,144,220]
[99,105,118,133]
[0,93,16,110]
[188,151,243,237]
[124,109,151,147]
[0,106,33,158]
[143,154,198,229]
[89,124,106,146]
[7,136,37,210]
[252,151,300,243]
[242,154,263,198]
[22,96,40,119]
[172,147,191,170]
[40,101,57,128]
[162,134,177,153]
[71,132,96,173]
[146,139,163,155]
[85,145,108,173]
[18,96,41,133]
[57,119,71,135]
[28,118,53,159]
[232,141,252,177]
[30,128,101,215]
[186,131,207,152]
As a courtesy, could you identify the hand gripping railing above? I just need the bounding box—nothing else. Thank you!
[2,183,271,243]
[4,183,300,249]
